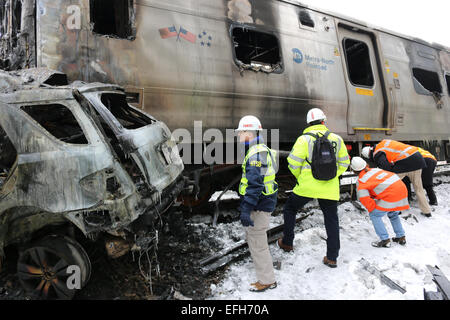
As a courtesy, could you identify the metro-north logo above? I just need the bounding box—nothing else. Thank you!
[292,48,303,64]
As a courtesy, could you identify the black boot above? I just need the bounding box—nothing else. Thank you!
[392,236,406,245]
[371,239,391,248]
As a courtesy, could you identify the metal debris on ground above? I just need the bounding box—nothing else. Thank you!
[424,265,450,300]
[402,213,419,223]
[273,261,282,270]
[359,258,407,294]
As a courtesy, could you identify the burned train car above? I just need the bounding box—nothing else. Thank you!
[0,68,184,298]
[1,1,449,202]
[1,0,449,152]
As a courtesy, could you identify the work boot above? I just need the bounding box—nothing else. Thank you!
[249,281,277,292]
[277,238,293,253]
[421,212,432,218]
[371,239,391,248]
[392,236,407,245]
[323,256,337,268]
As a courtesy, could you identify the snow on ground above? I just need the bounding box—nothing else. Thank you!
[206,177,450,300]
[209,191,241,202]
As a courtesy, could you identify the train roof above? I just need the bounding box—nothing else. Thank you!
[278,0,449,52]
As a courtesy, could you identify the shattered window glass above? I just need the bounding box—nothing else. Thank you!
[100,93,153,130]
[90,0,134,39]
[21,104,89,145]
[0,124,17,189]
[412,68,442,95]
[232,27,283,73]
[343,38,374,87]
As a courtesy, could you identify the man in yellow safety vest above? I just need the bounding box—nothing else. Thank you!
[277,108,350,268]
[236,115,278,292]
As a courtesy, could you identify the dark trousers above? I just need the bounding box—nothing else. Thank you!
[402,158,437,205]
[423,158,437,205]
[282,193,340,261]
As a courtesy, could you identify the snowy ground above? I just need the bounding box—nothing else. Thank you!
[204,176,450,300]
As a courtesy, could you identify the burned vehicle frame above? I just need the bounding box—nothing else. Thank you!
[0,68,185,299]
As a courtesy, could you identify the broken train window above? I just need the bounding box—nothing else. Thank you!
[343,38,375,87]
[412,68,442,96]
[232,26,283,73]
[21,104,89,145]
[100,93,154,130]
[299,9,315,29]
[90,0,135,39]
[0,124,17,190]
[0,0,21,40]
[0,0,22,69]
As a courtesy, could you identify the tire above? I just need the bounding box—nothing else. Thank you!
[17,235,91,300]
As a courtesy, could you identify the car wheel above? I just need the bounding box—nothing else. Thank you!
[17,235,91,300]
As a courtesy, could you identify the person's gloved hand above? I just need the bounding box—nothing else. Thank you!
[240,210,254,227]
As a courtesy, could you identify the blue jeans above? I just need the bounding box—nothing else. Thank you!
[369,209,405,241]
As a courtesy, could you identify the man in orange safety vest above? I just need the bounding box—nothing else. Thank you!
[362,140,431,218]
[351,157,408,248]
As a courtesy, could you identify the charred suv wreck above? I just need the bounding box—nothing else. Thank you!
[0,68,185,299]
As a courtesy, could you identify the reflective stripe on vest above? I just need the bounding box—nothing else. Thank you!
[418,147,436,161]
[288,154,305,164]
[239,144,278,196]
[373,140,419,163]
[357,189,370,200]
[373,174,401,195]
[359,168,382,183]
[376,198,409,210]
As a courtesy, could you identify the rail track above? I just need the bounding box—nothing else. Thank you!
[198,162,450,275]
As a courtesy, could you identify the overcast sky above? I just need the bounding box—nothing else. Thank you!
[300,0,450,47]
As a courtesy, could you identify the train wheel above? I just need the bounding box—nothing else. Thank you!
[17,235,91,300]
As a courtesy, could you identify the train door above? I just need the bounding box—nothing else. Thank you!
[338,25,386,134]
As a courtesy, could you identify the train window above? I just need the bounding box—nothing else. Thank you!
[21,104,89,145]
[412,68,442,95]
[232,27,283,73]
[0,0,22,69]
[0,0,21,37]
[446,74,450,96]
[90,0,134,39]
[0,125,17,190]
[343,38,374,87]
[299,9,315,28]
[0,5,4,37]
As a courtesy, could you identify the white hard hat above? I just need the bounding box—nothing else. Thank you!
[351,157,367,172]
[307,108,327,124]
[235,115,263,132]
[361,147,373,159]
